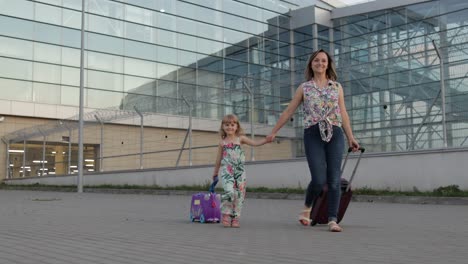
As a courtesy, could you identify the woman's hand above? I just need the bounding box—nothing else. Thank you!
[348,137,360,152]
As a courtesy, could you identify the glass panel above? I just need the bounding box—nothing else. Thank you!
[88,14,124,37]
[225,44,248,62]
[177,34,197,52]
[33,62,61,84]
[223,28,250,46]
[0,78,33,101]
[35,0,61,5]
[225,59,248,77]
[87,33,124,55]
[62,9,81,29]
[179,83,195,101]
[157,80,177,98]
[34,43,61,64]
[128,0,157,10]
[88,0,124,19]
[154,12,176,31]
[178,50,197,68]
[157,63,178,81]
[125,4,153,26]
[33,83,60,104]
[197,21,223,42]
[198,69,223,88]
[61,85,79,106]
[63,0,82,11]
[34,23,61,45]
[124,58,157,78]
[0,0,34,20]
[0,16,34,40]
[35,2,62,25]
[124,22,153,42]
[124,75,155,94]
[178,67,196,84]
[0,57,33,80]
[156,28,176,47]
[0,36,33,60]
[177,17,196,35]
[62,28,81,48]
[155,0,175,14]
[124,39,156,61]
[61,47,80,67]
[87,89,123,108]
[61,66,80,86]
[86,70,123,92]
[87,51,124,73]
[197,38,223,56]
[198,55,223,74]
[156,46,177,65]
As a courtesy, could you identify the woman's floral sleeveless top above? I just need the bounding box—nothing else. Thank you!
[302,80,342,142]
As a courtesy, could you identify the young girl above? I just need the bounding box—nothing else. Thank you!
[212,114,269,228]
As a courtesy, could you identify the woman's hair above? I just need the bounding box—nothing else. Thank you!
[219,114,245,138]
[304,49,338,81]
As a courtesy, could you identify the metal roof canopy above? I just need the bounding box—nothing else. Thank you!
[2,107,148,143]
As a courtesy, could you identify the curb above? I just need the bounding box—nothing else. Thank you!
[353,195,468,205]
[2,187,468,205]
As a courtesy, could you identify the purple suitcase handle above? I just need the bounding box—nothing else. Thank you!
[209,176,218,193]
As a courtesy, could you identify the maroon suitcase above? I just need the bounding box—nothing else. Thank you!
[310,147,365,226]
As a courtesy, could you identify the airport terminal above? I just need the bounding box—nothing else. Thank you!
[0,0,467,190]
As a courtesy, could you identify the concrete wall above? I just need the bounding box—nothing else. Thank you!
[1,115,295,180]
[5,147,468,191]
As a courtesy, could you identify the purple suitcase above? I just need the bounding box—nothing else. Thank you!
[190,177,221,223]
[310,147,365,226]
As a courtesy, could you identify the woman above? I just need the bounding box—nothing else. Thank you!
[266,49,359,232]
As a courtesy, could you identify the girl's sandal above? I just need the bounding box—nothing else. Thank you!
[222,214,231,228]
[328,221,343,232]
[231,218,240,228]
[298,209,311,226]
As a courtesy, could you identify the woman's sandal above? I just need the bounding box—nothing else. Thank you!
[298,209,312,226]
[328,221,343,232]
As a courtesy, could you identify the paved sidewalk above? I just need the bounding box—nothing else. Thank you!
[0,190,467,264]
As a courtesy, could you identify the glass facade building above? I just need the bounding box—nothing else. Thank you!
[0,0,301,122]
[1,0,468,176]
[332,0,468,152]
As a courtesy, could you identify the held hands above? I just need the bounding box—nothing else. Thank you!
[266,133,276,143]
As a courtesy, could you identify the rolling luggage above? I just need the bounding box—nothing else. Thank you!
[190,176,221,223]
[310,147,365,226]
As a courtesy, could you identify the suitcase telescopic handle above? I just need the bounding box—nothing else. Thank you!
[209,176,219,193]
[341,147,365,192]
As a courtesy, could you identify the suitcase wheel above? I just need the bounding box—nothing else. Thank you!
[199,214,205,223]
[190,212,195,222]
[310,220,317,226]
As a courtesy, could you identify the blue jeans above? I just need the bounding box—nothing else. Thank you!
[303,124,345,222]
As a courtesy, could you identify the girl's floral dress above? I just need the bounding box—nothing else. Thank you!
[218,137,246,218]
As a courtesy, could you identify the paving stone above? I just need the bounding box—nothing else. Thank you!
[0,190,467,264]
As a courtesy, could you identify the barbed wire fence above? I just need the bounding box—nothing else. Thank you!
[2,95,300,179]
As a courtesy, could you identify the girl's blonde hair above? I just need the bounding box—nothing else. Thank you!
[304,49,338,81]
[219,114,244,138]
